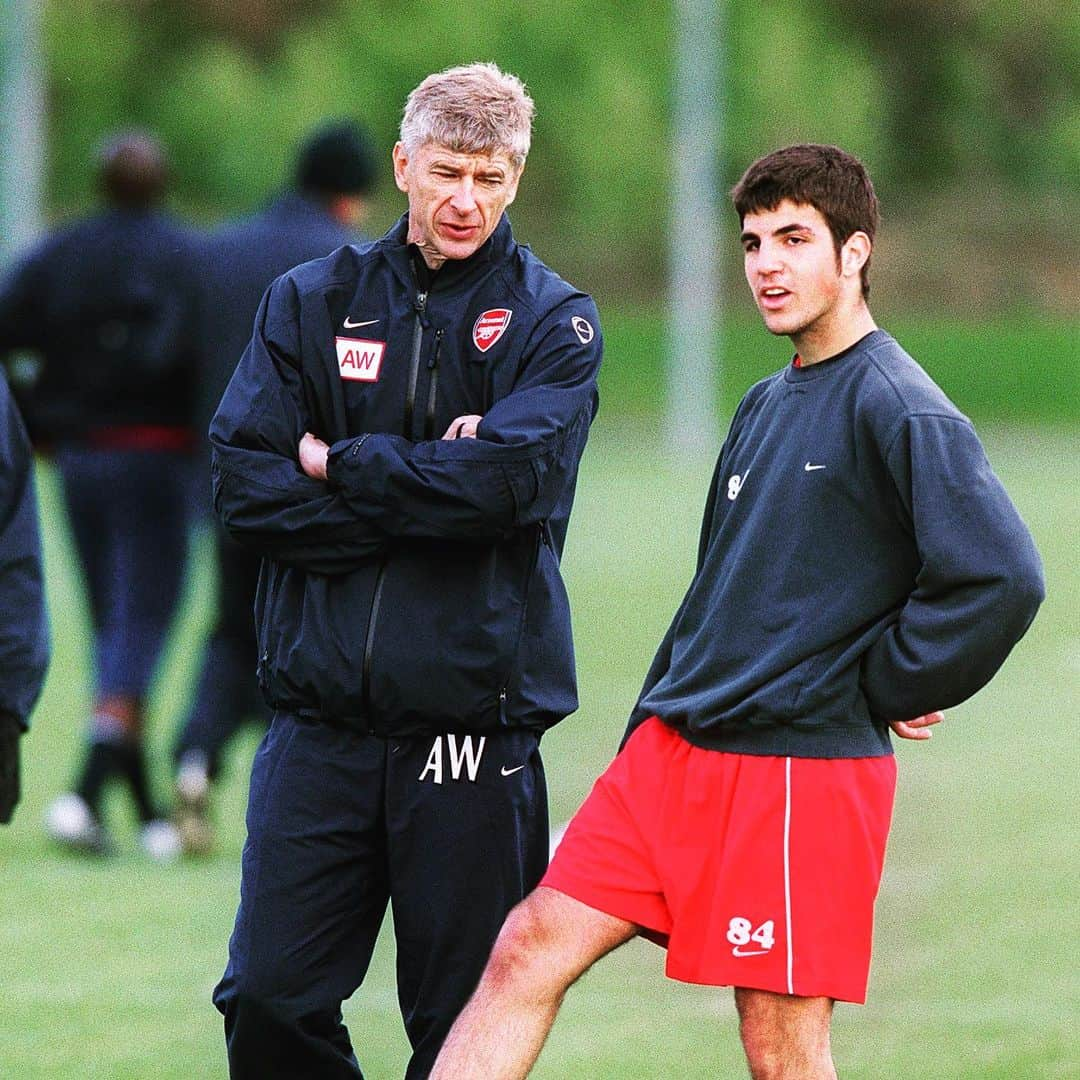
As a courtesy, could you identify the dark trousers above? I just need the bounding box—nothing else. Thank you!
[214,712,549,1079]
[55,446,190,699]
[174,527,269,776]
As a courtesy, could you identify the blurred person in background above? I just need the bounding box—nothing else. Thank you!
[171,118,378,857]
[429,144,1045,1080]
[209,62,602,1078]
[0,131,200,860]
[0,367,50,826]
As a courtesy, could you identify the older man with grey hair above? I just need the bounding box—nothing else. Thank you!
[210,62,603,1078]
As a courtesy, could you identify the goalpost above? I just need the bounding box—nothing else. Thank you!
[0,0,45,266]
[666,0,725,455]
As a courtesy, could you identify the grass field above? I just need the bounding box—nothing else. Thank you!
[1,417,1077,1078]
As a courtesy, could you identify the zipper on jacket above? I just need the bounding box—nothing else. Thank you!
[361,286,427,720]
[423,329,444,440]
[498,523,547,725]
[403,290,428,438]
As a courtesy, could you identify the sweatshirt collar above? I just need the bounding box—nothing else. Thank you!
[785,329,888,382]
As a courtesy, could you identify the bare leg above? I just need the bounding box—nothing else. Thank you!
[735,988,837,1080]
[430,886,637,1079]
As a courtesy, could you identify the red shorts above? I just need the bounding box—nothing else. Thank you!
[542,717,897,1003]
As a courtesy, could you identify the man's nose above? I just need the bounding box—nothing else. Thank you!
[449,180,478,214]
[759,241,785,273]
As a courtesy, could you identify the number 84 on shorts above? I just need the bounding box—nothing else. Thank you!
[727,916,776,957]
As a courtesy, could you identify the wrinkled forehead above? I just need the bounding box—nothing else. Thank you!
[418,140,518,171]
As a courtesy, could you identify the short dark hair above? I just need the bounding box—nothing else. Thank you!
[731,144,879,297]
[97,131,169,209]
[296,120,378,198]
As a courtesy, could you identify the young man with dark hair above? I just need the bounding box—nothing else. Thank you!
[429,143,1044,1079]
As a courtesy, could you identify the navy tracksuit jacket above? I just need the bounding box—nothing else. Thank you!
[0,370,49,732]
[211,213,602,734]
[0,207,199,442]
[210,213,602,1079]
[0,207,199,700]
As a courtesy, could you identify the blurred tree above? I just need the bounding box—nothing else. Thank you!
[168,0,335,55]
[822,0,1079,196]
[818,1,972,195]
[36,0,1079,309]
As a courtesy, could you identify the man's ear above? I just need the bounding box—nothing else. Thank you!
[841,230,872,281]
[392,142,410,195]
[504,164,525,208]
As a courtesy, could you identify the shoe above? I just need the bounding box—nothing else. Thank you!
[45,793,112,856]
[174,753,213,856]
[139,818,182,862]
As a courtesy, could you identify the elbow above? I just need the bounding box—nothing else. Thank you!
[210,461,253,542]
[214,502,258,548]
[1021,567,1045,619]
[1005,558,1045,634]
[968,560,1045,669]
[210,484,251,546]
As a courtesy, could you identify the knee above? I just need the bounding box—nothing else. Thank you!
[482,895,570,999]
[736,992,834,1080]
[215,960,301,1031]
[215,970,281,1027]
[485,897,551,979]
[738,1013,785,1080]
[216,976,348,1077]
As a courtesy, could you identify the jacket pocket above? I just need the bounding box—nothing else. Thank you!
[498,524,544,700]
[254,560,380,716]
[363,528,541,728]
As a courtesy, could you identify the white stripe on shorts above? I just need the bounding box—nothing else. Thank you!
[784,756,794,995]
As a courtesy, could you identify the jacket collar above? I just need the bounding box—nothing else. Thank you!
[378,213,516,294]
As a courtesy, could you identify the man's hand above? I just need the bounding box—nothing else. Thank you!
[890,711,944,741]
[443,414,482,440]
[0,713,22,825]
[299,432,330,480]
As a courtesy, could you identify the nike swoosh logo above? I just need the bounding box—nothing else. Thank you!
[500,765,526,777]
[804,462,826,472]
[731,947,770,957]
[343,317,378,329]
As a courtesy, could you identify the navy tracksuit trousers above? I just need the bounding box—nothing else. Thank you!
[214,712,549,1079]
[55,446,190,699]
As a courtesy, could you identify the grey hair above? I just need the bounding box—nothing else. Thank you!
[400,62,534,169]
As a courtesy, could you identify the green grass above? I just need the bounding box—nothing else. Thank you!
[1,418,1077,1078]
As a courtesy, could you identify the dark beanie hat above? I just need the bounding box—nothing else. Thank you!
[296,120,377,196]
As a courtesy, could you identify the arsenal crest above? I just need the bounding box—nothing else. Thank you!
[472,308,512,353]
